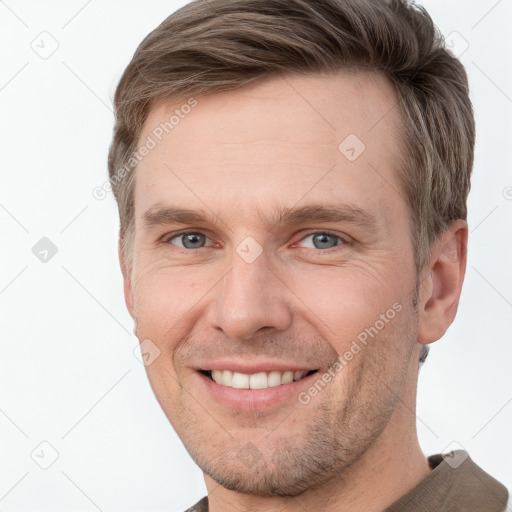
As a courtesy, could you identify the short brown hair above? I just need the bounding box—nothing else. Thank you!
[108,0,475,361]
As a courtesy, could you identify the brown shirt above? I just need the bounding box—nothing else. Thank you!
[185,450,509,512]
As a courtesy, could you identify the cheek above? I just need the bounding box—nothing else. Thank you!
[134,260,210,312]
[131,268,204,353]
[286,261,409,348]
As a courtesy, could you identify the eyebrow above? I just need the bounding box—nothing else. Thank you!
[142,203,381,234]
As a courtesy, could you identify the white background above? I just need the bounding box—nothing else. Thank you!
[0,1,511,510]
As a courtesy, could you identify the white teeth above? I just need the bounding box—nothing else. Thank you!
[222,370,233,386]
[209,369,312,388]
[249,372,267,389]
[232,372,250,389]
[281,371,293,384]
[267,371,282,387]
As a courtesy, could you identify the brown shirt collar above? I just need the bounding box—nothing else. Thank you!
[186,450,509,512]
[384,450,508,512]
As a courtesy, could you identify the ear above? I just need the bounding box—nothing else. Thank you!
[118,236,136,322]
[417,219,468,345]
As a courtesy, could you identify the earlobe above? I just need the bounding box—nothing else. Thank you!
[118,237,136,320]
[417,220,468,345]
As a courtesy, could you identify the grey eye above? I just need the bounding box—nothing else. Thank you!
[172,232,208,249]
[301,233,341,250]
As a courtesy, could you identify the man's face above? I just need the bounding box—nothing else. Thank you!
[124,71,422,496]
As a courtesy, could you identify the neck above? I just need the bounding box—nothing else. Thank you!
[205,357,431,512]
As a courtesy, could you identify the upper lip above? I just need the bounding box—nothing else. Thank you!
[194,360,317,374]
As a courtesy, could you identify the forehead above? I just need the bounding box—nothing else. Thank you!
[134,71,405,228]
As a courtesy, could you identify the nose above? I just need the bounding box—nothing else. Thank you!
[208,252,294,341]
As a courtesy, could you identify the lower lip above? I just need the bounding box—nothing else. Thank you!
[196,371,319,411]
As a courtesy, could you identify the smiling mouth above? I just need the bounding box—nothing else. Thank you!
[199,369,318,389]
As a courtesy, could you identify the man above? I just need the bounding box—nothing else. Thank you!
[108,0,509,510]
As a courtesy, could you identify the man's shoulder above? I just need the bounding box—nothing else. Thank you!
[385,450,509,512]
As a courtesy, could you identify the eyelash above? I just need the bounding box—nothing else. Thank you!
[161,230,351,253]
